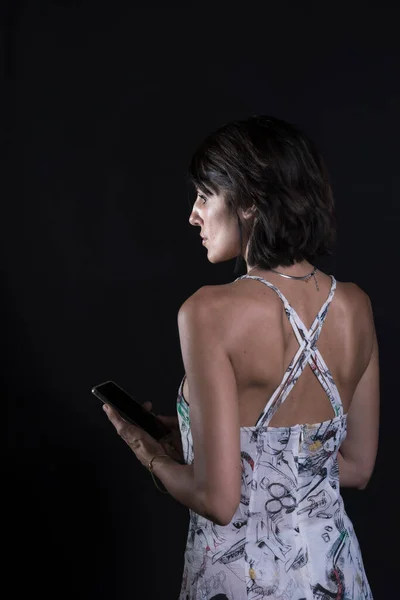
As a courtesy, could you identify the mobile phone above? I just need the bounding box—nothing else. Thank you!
[92,380,171,441]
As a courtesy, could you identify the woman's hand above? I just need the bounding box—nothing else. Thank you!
[103,404,169,468]
[142,401,185,463]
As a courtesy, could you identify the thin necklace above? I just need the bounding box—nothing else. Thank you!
[247,265,319,291]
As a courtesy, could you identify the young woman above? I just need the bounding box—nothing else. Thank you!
[104,115,378,599]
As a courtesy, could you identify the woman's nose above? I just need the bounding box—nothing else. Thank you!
[189,210,201,227]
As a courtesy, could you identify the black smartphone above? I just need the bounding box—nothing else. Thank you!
[92,380,171,441]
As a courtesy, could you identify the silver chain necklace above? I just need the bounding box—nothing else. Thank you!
[247,265,319,291]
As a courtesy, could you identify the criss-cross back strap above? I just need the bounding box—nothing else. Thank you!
[235,274,343,428]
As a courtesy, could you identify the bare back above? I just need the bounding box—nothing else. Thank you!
[182,270,375,428]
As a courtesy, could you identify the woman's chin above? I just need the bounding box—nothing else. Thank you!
[207,252,238,265]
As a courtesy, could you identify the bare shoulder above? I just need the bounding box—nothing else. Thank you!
[177,286,227,332]
[182,277,373,315]
[183,281,274,309]
[336,279,370,301]
[178,282,279,346]
[180,282,244,308]
[334,279,377,372]
[178,285,222,313]
[335,279,375,322]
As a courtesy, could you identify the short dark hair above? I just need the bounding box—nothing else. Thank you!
[188,115,336,270]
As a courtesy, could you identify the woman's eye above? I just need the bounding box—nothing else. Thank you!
[198,194,207,204]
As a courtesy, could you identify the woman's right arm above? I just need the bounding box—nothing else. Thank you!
[338,294,380,489]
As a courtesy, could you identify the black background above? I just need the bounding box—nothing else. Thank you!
[4,2,398,598]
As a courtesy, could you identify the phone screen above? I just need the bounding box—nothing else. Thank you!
[92,380,171,441]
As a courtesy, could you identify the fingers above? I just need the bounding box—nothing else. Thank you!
[118,424,141,448]
[160,440,183,462]
[141,401,178,427]
[104,405,141,448]
[157,415,179,427]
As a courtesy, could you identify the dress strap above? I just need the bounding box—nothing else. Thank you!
[235,274,343,427]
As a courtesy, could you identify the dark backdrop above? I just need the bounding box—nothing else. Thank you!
[4,2,398,598]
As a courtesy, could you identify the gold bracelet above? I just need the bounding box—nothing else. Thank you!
[148,454,170,494]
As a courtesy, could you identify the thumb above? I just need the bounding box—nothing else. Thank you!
[142,400,153,411]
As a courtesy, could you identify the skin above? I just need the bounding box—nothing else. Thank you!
[105,187,379,524]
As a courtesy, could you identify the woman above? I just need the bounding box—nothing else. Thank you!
[104,116,379,599]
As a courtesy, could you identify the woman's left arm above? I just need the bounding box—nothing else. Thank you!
[176,287,242,525]
[104,286,242,526]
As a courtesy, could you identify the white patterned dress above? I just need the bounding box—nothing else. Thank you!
[176,274,373,600]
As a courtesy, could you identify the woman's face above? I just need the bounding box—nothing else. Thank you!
[189,187,244,264]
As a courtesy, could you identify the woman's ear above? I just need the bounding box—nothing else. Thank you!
[241,204,257,221]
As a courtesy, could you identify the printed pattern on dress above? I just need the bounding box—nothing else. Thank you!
[176,274,373,600]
